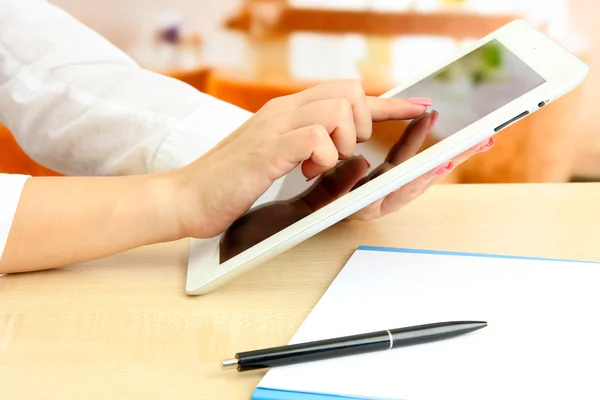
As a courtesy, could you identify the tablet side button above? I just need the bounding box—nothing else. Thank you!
[494,111,530,132]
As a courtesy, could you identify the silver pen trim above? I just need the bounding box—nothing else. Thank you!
[220,358,239,370]
[386,329,393,349]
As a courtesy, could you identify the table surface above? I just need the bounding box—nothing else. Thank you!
[2,183,600,399]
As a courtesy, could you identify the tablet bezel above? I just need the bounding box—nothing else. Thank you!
[186,19,589,295]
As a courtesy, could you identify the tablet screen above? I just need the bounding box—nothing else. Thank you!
[219,39,545,263]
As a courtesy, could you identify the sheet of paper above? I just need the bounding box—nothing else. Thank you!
[256,247,600,400]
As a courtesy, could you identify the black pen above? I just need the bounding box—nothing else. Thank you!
[220,320,487,372]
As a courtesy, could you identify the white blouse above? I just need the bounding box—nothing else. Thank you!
[0,0,253,258]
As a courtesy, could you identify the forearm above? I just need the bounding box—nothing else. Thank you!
[0,174,183,274]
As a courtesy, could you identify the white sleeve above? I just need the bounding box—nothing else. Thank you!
[0,174,29,260]
[0,0,253,176]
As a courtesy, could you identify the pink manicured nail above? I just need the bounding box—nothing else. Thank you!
[428,110,439,131]
[477,137,496,152]
[360,155,371,168]
[434,161,454,175]
[407,97,433,107]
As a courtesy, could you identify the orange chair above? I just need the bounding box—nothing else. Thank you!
[0,124,61,176]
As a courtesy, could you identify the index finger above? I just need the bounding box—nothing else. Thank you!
[367,96,430,122]
[288,80,373,142]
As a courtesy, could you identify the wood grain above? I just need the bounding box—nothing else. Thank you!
[2,183,600,399]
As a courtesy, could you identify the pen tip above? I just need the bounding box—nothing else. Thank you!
[459,321,487,332]
[475,321,488,331]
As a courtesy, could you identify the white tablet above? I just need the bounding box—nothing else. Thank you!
[186,19,589,295]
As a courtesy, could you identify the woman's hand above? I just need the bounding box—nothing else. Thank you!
[173,80,431,239]
[217,110,495,261]
[346,111,495,220]
[0,79,494,274]
[281,110,495,222]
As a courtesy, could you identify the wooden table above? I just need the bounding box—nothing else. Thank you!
[2,183,600,399]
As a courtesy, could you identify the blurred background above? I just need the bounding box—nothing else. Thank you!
[2,0,599,184]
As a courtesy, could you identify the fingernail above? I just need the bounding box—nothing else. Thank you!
[359,155,371,168]
[306,176,316,182]
[478,137,496,152]
[434,161,454,175]
[407,97,432,107]
[428,110,439,131]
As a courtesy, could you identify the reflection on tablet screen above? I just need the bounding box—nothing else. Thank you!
[220,39,546,263]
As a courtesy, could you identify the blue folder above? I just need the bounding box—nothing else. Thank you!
[252,387,391,399]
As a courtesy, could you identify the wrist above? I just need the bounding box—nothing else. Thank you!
[165,162,216,240]
[142,172,188,243]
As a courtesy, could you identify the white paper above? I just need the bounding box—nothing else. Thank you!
[257,248,600,400]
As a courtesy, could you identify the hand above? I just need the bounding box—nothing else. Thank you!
[171,80,429,239]
[218,110,495,261]
[298,110,495,221]
[346,111,496,220]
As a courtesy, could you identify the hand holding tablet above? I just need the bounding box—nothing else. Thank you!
[175,81,438,240]
[186,20,589,295]
[218,110,494,263]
